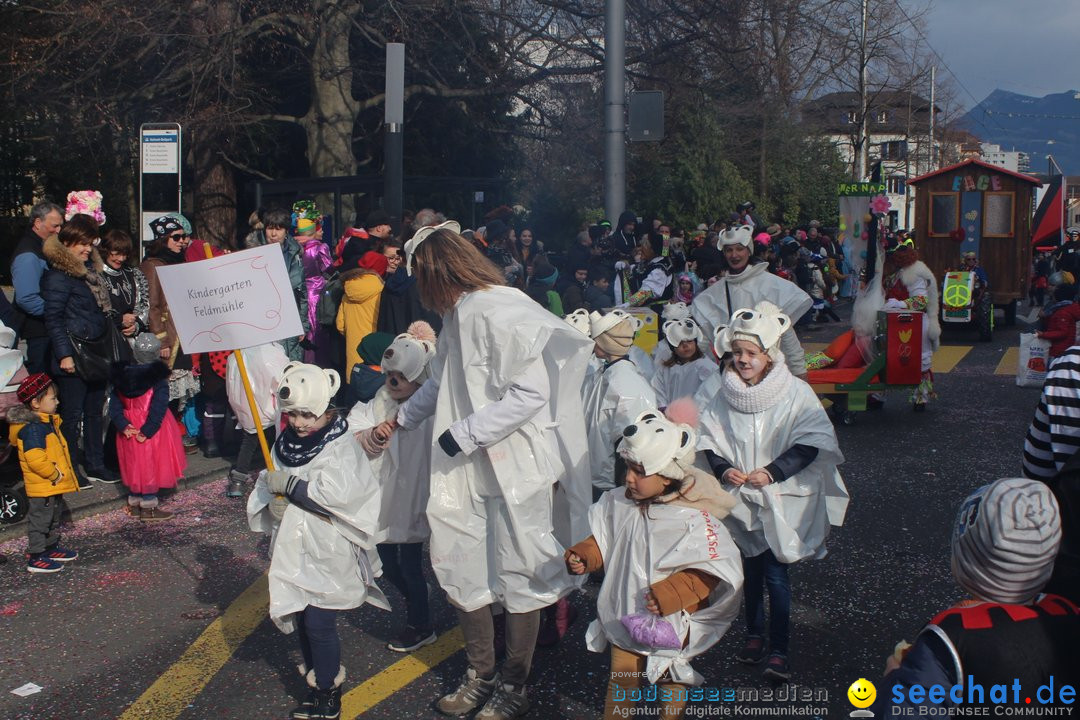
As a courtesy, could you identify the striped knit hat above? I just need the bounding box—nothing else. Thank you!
[951,478,1061,604]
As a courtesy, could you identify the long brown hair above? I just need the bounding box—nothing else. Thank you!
[414,228,506,315]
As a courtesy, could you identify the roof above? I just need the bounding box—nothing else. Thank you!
[806,91,938,112]
[908,158,1042,186]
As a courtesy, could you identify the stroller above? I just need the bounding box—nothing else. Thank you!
[0,322,29,525]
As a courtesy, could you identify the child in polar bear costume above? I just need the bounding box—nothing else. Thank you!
[566,404,743,720]
[650,317,716,409]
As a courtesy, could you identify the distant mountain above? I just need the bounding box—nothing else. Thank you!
[958,89,1080,174]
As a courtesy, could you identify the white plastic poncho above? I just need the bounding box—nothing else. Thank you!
[628,345,655,381]
[695,369,849,563]
[397,286,593,613]
[347,386,434,544]
[247,427,389,632]
[227,343,289,433]
[650,357,716,408]
[585,489,743,686]
[581,359,657,491]
[691,263,813,376]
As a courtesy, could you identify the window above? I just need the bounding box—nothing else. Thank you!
[846,111,858,124]
[876,110,888,124]
[886,177,906,195]
[880,140,907,160]
[983,192,1015,237]
[930,193,959,236]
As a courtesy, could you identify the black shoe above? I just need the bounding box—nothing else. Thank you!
[308,687,341,720]
[387,626,437,653]
[76,472,94,490]
[225,470,249,498]
[735,636,768,664]
[86,466,121,484]
[763,653,791,682]
[291,689,318,720]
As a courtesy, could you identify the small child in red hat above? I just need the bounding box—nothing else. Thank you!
[8,372,80,573]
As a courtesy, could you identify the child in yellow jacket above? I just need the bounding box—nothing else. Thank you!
[8,372,80,573]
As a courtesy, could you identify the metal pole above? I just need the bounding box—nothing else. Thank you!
[858,0,868,180]
[928,65,936,170]
[604,0,626,223]
[384,43,405,228]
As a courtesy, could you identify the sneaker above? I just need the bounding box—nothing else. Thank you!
[387,626,437,653]
[86,466,122,484]
[475,682,530,720]
[76,472,94,490]
[436,668,498,716]
[140,507,175,522]
[225,470,249,499]
[42,546,78,562]
[27,554,64,573]
[735,636,768,664]
[762,653,791,682]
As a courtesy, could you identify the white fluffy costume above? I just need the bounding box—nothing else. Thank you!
[697,305,849,562]
[347,322,437,544]
[582,310,658,491]
[247,364,388,633]
[396,286,593,613]
[582,410,743,685]
[883,249,940,405]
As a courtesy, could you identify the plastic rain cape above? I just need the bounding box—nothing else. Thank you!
[247,427,389,633]
[695,372,849,563]
[581,358,657,490]
[585,489,743,686]
[347,385,434,544]
[422,286,593,613]
[227,342,289,433]
[691,263,813,375]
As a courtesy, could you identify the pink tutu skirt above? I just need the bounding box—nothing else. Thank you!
[116,392,187,495]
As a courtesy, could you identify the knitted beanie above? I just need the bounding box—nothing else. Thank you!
[590,310,640,358]
[17,372,53,404]
[951,478,1062,604]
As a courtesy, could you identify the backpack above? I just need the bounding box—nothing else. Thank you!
[315,271,344,327]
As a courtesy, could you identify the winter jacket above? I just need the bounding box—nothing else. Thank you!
[8,406,79,497]
[336,269,384,382]
[139,253,182,358]
[10,227,50,338]
[41,235,111,367]
[1041,301,1080,357]
[377,267,441,337]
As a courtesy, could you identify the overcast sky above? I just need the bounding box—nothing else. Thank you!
[904,0,1079,109]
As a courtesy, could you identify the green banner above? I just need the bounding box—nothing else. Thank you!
[838,182,886,196]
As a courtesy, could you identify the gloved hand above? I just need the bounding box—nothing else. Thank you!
[438,429,462,457]
[268,494,290,522]
[614,261,627,271]
[265,470,299,496]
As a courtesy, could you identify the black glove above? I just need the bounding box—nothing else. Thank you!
[438,429,462,457]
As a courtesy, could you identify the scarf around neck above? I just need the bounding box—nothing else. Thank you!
[274,413,348,467]
[720,360,792,414]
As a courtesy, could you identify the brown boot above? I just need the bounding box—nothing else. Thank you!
[140,507,175,522]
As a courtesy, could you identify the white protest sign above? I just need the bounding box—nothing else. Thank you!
[155,245,303,354]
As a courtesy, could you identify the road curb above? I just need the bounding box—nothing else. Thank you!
[0,456,231,544]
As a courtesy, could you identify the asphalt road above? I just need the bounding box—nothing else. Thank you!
[0,305,1045,720]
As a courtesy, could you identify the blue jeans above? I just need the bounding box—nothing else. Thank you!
[742,550,791,656]
[54,375,105,471]
[296,606,340,689]
[376,542,430,629]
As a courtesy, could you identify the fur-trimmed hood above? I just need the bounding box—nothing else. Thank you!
[7,405,46,426]
[43,234,103,278]
[110,360,171,398]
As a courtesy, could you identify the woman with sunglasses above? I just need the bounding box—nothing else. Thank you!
[140,215,199,451]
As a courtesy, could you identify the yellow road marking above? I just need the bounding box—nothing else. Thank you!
[931,346,971,374]
[341,626,465,718]
[118,574,269,720]
[996,347,1019,375]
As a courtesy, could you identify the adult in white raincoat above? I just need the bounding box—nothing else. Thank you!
[650,318,715,407]
[247,362,387,719]
[692,225,812,377]
[581,309,658,497]
[386,221,592,719]
[567,408,742,718]
[696,302,848,682]
[348,321,438,653]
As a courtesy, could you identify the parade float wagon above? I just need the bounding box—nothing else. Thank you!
[908,158,1041,334]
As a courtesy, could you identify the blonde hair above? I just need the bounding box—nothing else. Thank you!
[414,228,506,314]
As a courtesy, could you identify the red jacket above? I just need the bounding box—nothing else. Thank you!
[1041,302,1080,357]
